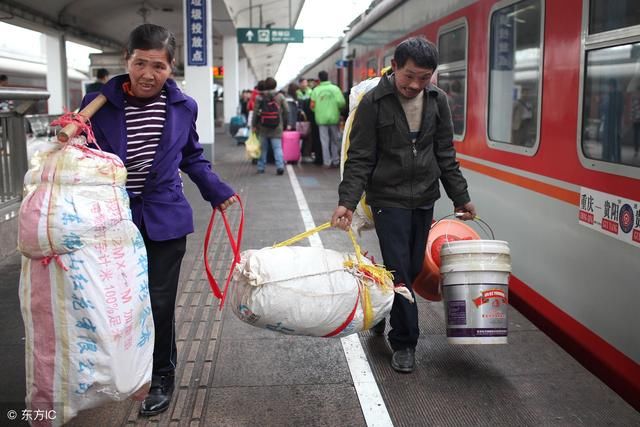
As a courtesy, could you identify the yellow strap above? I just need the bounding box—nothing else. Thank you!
[272,222,333,248]
[360,283,373,330]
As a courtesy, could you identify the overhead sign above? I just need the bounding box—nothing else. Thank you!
[187,0,207,66]
[236,28,304,44]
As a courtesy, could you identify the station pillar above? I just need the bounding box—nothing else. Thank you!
[223,36,239,125]
[45,33,68,114]
[238,57,249,94]
[183,0,215,161]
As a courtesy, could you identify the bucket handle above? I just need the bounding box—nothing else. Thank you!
[432,214,495,240]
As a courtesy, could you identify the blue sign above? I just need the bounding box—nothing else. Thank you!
[187,0,207,66]
[491,9,514,71]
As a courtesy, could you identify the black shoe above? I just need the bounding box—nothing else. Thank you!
[372,319,386,336]
[139,374,175,416]
[276,168,284,175]
[391,348,415,373]
[257,169,265,174]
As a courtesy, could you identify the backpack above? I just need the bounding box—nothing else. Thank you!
[259,96,281,128]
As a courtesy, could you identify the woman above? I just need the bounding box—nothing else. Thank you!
[81,24,236,416]
[251,76,288,175]
[285,82,299,131]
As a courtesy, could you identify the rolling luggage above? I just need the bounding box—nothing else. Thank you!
[229,115,247,137]
[282,130,301,163]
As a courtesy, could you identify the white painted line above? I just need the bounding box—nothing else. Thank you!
[286,164,394,427]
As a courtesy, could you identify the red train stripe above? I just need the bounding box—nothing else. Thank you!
[509,275,640,411]
[459,158,580,206]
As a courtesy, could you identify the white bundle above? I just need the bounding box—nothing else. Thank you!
[18,138,153,425]
[340,77,381,235]
[231,245,410,337]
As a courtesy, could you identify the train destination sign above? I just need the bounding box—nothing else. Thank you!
[236,28,304,44]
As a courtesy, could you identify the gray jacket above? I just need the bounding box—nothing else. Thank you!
[339,74,470,210]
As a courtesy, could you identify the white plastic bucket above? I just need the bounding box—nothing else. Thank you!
[440,240,511,344]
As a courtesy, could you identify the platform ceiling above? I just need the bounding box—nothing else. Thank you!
[0,0,305,80]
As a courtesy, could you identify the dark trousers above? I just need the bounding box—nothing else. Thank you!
[143,234,187,376]
[372,206,433,351]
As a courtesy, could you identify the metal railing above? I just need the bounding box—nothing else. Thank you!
[0,88,50,216]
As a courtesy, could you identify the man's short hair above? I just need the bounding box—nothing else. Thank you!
[318,70,328,81]
[96,68,109,79]
[394,36,438,70]
[0,74,7,83]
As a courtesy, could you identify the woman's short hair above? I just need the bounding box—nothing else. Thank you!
[263,77,277,90]
[126,24,176,63]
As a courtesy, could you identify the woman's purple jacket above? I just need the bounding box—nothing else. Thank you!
[81,74,235,241]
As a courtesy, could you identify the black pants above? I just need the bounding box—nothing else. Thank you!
[372,206,433,351]
[143,234,187,376]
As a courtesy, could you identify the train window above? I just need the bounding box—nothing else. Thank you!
[383,54,393,69]
[579,1,640,178]
[487,0,543,155]
[439,27,466,64]
[580,43,640,169]
[438,21,468,139]
[589,0,640,35]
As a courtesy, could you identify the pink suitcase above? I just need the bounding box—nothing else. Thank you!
[282,130,301,163]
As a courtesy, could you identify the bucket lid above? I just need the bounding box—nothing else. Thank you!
[440,240,510,256]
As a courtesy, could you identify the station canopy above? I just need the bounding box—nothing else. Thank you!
[0,0,305,81]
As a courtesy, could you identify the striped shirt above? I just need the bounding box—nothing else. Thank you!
[124,91,166,194]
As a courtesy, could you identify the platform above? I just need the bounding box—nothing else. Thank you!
[1,130,638,426]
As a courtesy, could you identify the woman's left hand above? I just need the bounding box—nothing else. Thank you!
[218,195,237,211]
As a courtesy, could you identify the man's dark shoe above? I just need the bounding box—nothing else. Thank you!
[276,168,284,175]
[372,318,386,336]
[139,374,175,416]
[391,348,415,373]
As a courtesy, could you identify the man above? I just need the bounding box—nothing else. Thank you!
[331,36,476,373]
[0,74,8,86]
[296,78,312,100]
[85,68,110,93]
[311,70,346,168]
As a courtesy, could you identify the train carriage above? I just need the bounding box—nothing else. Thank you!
[302,0,640,407]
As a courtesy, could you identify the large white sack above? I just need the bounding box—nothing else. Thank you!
[231,245,396,337]
[17,137,153,426]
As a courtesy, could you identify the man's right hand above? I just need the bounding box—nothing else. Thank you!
[331,206,353,231]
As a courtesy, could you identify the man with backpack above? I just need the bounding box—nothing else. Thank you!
[251,77,289,175]
[311,71,346,168]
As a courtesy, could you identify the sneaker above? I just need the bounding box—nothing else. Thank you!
[372,318,386,336]
[391,348,415,373]
[276,168,284,175]
[301,156,314,163]
[139,374,175,416]
[257,169,265,174]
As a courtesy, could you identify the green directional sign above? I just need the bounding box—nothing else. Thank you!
[237,28,304,44]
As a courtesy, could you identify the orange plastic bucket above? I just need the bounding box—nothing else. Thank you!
[413,219,480,301]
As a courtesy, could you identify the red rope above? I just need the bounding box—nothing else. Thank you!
[50,109,99,148]
[203,195,244,309]
[323,293,360,337]
[41,254,69,271]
